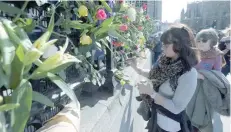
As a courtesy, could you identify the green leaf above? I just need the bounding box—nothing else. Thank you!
[0,2,26,15]
[68,21,92,29]
[78,44,93,55]
[101,17,114,27]
[9,45,25,90]
[95,42,102,49]
[95,32,109,41]
[32,91,54,107]
[100,39,112,52]
[47,73,80,116]
[95,26,110,37]
[92,78,97,85]
[108,28,127,43]
[22,18,36,33]
[11,80,32,132]
[0,67,7,88]
[0,112,7,132]
[33,5,55,51]
[81,29,89,36]
[49,62,73,75]
[31,53,81,80]
[14,26,33,51]
[0,21,16,76]
[0,103,19,112]
[99,0,112,12]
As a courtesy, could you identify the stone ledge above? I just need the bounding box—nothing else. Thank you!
[80,49,151,132]
[79,84,132,132]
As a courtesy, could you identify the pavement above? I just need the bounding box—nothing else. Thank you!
[134,49,231,132]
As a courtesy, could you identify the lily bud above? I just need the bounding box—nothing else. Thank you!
[78,5,88,17]
[80,35,92,45]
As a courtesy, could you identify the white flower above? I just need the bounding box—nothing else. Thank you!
[140,8,144,14]
[86,52,91,58]
[127,7,136,22]
[35,0,48,6]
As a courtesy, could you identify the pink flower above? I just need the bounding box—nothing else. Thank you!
[112,41,123,47]
[119,0,124,3]
[142,3,147,10]
[119,24,128,32]
[145,15,149,20]
[135,45,138,50]
[96,9,107,20]
[123,15,129,20]
[138,26,143,31]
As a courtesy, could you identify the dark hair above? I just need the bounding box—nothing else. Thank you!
[196,28,218,47]
[160,24,200,71]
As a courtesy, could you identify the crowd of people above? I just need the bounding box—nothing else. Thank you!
[130,24,230,132]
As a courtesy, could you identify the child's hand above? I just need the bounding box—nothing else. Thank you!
[197,72,204,80]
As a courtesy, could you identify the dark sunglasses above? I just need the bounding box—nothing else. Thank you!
[198,39,208,43]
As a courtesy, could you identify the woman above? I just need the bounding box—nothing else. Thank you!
[131,24,200,132]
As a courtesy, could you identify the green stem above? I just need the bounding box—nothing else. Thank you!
[13,0,29,22]
[0,112,7,132]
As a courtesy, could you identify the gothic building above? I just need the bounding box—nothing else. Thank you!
[181,1,230,32]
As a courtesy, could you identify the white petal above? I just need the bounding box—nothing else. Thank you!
[86,52,91,58]
[35,0,48,6]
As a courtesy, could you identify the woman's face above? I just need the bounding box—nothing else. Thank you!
[197,39,211,51]
[162,43,178,58]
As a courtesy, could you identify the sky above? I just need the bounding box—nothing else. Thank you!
[162,0,194,22]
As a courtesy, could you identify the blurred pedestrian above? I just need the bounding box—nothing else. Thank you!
[152,32,162,66]
[219,36,230,76]
[188,28,227,132]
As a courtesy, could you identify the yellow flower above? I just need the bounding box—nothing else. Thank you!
[120,79,126,86]
[0,95,3,104]
[139,36,146,45]
[78,5,88,17]
[80,35,92,45]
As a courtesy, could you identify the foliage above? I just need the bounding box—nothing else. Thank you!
[0,1,156,131]
[0,4,80,132]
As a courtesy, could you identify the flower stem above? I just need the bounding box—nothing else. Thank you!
[13,0,29,22]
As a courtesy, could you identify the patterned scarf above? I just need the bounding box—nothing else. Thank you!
[137,54,186,107]
[200,48,222,59]
[149,55,185,92]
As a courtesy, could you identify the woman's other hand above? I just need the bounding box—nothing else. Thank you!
[128,58,138,69]
[137,80,155,96]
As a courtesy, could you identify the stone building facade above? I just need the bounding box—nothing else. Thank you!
[126,0,162,21]
[147,0,162,21]
[181,1,230,32]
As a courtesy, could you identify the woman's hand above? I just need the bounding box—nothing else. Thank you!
[137,81,155,96]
